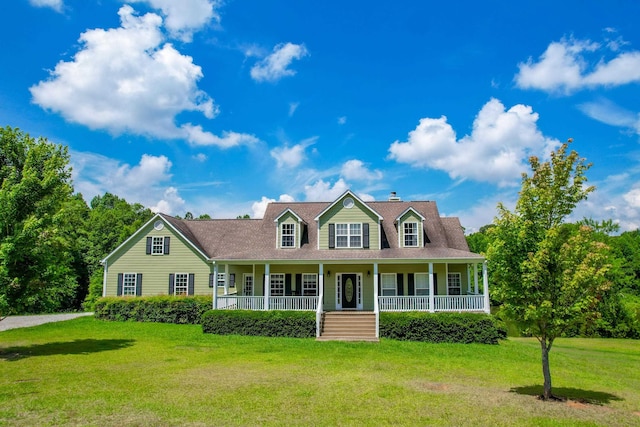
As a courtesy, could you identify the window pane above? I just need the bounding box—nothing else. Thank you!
[270,274,284,296]
[282,223,295,247]
[415,273,429,296]
[302,274,317,296]
[175,273,188,296]
[123,273,136,296]
[381,274,396,296]
[151,236,164,254]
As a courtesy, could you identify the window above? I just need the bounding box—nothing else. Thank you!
[217,273,226,288]
[404,222,418,247]
[123,273,137,296]
[174,273,189,296]
[335,223,362,248]
[151,236,164,255]
[270,273,284,296]
[448,273,461,295]
[381,273,396,296]
[302,273,317,296]
[243,274,253,296]
[415,273,429,296]
[281,223,295,248]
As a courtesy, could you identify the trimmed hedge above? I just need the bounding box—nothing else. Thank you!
[94,296,211,324]
[202,310,316,338]
[380,312,507,344]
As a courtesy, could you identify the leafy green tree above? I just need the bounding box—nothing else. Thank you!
[0,126,79,315]
[466,224,495,254]
[487,141,612,400]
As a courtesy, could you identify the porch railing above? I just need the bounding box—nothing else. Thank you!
[269,296,318,311]
[378,295,485,312]
[217,296,264,310]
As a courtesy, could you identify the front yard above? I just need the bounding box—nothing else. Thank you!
[1,317,639,426]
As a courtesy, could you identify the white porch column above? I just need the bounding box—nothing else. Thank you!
[373,262,379,338]
[212,263,218,309]
[318,263,324,304]
[428,262,435,313]
[264,263,270,310]
[482,261,490,314]
[474,263,479,294]
[467,264,471,294]
[223,264,229,295]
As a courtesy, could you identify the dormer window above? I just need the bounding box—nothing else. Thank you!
[404,222,418,247]
[281,223,295,248]
[336,223,362,248]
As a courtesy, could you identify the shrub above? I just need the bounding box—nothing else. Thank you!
[202,310,316,338]
[379,312,506,344]
[94,295,211,324]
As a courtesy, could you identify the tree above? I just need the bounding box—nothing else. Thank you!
[0,126,79,315]
[236,214,251,219]
[487,141,612,400]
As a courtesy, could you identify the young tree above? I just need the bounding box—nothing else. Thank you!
[487,141,612,400]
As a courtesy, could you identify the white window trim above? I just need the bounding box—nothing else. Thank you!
[381,273,397,297]
[217,272,226,288]
[270,273,285,296]
[415,272,429,296]
[447,272,462,296]
[243,273,254,296]
[123,273,137,296]
[281,223,296,248]
[404,222,419,247]
[174,272,189,296]
[335,222,363,249]
[151,236,165,255]
[302,273,318,296]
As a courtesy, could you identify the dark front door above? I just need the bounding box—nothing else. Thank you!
[341,274,357,309]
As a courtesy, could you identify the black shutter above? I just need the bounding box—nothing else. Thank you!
[136,273,143,296]
[164,236,170,254]
[295,274,302,296]
[408,273,415,296]
[188,274,195,295]
[378,273,381,295]
[363,223,369,248]
[397,273,404,296]
[169,273,175,295]
[285,274,292,296]
[433,273,438,295]
[208,273,214,288]
[146,237,152,255]
[117,273,123,296]
[328,223,335,249]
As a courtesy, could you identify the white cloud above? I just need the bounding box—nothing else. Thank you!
[251,194,295,218]
[577,99,640,135]
[193,153,208,162]
[388,98,559,187]
[29,0,63,12]
[129,0,220,42]
[340,159,383,182]
[288,102,299,117]
[250,42,309,83]
[30,5,242,145]
[515,36,640,93]
[270,137,317,169]
[304,179,350,201]
[337,116,347,125]
[71,150,185,215]
[182,124,259,148]
[623,188,640,208]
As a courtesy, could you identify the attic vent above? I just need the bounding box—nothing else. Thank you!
[388,191,401,201]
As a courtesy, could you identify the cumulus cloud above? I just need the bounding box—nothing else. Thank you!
[337,116,347,125]
[515,36,640,93]
[304,179,351,201]
[577,98,640,135]
[129,0,220,42]
[71,150,185,215]
[250,42,309,83]
[388,98,559,187]
[340,159,383,182]
[270,137,316,169]
[29,0,63,12]
[251,194,295,218]
[30,5,254,148]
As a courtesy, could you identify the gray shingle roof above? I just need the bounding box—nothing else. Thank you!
[161,200,482,262]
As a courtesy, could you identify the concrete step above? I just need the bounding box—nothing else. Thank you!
[318,311,378,342]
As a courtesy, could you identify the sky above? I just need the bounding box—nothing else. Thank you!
[2,1,640,232]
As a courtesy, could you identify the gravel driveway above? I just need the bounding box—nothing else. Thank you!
[0,312,94,332]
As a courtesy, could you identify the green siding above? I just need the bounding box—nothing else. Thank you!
[317,195,380,249]
[105,219,212,297]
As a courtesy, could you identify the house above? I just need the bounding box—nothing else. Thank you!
[101,190,489,340]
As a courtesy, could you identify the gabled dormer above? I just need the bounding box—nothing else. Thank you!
[274,208,306,249]
[396,207,425,248]
[314,190,383,250]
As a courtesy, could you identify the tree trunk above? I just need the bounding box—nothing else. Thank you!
[540,338,553,400]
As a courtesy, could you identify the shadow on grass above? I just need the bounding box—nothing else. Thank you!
[511,385,623,405]
[0,339,135,361]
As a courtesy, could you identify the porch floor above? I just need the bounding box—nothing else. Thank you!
[316,311,378,342]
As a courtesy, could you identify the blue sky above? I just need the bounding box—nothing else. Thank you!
[2,1,640,231]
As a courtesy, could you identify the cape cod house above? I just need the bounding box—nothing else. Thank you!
[101,190,489,340]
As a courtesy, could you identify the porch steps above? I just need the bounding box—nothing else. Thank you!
[317,311,378,342]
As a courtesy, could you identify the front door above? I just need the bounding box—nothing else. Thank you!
[341,273,357,309]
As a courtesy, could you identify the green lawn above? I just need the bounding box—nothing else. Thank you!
[1,318,639,426]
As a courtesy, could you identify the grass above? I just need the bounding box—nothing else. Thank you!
[1,318,639,426]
